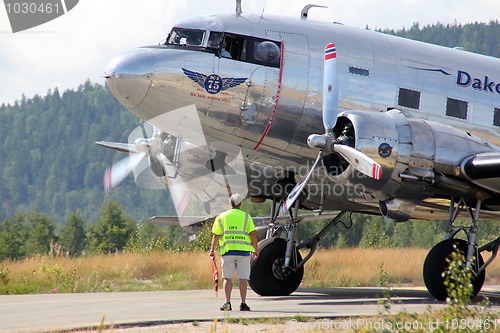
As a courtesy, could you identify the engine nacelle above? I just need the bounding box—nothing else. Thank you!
[325,109,495,210]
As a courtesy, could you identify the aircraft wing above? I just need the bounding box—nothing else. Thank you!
[147,211,345,227]
[411,198,500,220]
[148,215,214,226]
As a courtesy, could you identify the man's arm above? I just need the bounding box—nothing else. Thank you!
[210,234,219,256]
[249,231,259,260]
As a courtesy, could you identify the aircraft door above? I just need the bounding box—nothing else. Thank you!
[213,34,282,150]
[262,31,311,151]
[241,66,280,132]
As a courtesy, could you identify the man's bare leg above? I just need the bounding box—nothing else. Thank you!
[224,278,232,303]
[239,279,247,304]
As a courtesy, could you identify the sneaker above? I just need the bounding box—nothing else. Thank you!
[240,303,251,311]
[220,302,232,311]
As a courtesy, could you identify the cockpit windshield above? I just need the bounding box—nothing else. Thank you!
[166,28,205,47]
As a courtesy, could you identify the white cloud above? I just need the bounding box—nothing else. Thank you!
[0,0,499,105]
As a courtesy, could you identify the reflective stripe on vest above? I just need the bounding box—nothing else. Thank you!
[218,212,253,254]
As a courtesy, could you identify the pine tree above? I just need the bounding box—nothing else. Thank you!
[0,213,29,259]
[24,210,56,256]
[87,201,135,253]
[59,212,87,256]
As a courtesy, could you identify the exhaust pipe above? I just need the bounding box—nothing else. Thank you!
[379,199,415,222]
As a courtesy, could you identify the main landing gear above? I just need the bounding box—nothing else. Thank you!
[423,198,500,301]
[249,197,347,296]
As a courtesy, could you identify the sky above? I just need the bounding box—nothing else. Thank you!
[0,0,499,105]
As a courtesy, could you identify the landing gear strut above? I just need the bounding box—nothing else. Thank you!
[423,198,499,301]
[249,197,347,296]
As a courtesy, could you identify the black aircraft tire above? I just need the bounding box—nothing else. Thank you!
[423,239,485,301]
[249,237,304,296]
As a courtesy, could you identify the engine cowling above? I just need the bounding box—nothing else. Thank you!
[324,109,495,220]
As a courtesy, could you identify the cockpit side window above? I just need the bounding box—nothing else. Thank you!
[253,41,280,65]
[207,32,223,49]
[164,28,281,67]
[222,35,245,60]
[166,28,205,47]
[213,32,281,68]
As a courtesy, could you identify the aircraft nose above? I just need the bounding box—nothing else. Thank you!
[105,48,155,109]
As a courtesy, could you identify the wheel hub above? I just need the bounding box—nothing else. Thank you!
[272,258,291,280]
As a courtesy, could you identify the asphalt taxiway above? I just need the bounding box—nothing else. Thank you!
[1,287,499,332]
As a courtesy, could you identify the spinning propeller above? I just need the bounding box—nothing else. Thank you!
[285,43,382,210]
[100,125,165,191]
[98,105,248,226]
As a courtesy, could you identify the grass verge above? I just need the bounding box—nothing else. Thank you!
[1,247,499,294]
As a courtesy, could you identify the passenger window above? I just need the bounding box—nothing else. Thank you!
[446,98,468,120]
[493,108,500,127]
[348,66,370,77]
[398,88,420,110]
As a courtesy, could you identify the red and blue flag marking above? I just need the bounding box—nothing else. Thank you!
[372,163,382,180]
[325,43,336,60]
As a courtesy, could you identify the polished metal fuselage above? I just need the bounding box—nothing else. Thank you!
[105,13,500,217]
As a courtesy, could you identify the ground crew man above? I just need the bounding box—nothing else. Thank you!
[210,194,259,311]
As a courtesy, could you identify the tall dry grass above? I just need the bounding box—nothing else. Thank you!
[303,247,500,287]
[303,248,429,287]
[0,252,214,294]
[1,248,499,294]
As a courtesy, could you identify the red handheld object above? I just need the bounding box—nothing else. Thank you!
[209,254,219,297]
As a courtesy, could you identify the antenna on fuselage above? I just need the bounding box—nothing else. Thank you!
[236,0,242,16]
[301,4,327,20]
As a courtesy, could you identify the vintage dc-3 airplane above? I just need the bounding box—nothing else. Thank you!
[98,1,500,300]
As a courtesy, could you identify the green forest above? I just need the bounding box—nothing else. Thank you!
[1,21,500,260]
[379,21,500,58]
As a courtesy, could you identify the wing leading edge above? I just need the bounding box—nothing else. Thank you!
[461,153,500,194]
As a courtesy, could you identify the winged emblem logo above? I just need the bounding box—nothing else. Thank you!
[182,68,247,94]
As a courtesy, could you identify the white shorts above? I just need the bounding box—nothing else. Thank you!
[221,255,251,280]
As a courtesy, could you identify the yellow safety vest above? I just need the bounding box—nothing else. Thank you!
[212,209,255,255]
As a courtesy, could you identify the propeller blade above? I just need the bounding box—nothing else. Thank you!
[171,186,192,219]
[322,43,338,134]
[285,152,323,211]
[103,152,146,191]
[334,145,382,180]
[96,141,140,154]
[163,155,200,227]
